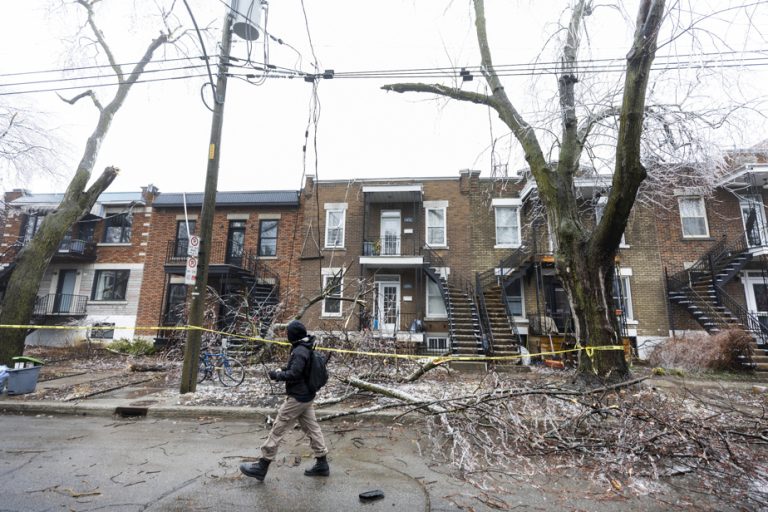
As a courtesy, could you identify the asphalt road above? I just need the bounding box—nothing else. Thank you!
[0,414,436,512]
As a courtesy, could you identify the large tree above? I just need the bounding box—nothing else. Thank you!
[0,0,185,364]
[383,0,666,382]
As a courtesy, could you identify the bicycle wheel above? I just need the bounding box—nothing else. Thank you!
[218,357,245,387]
[197,359,210,383]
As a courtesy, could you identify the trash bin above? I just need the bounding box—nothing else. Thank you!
[6,356,44,396]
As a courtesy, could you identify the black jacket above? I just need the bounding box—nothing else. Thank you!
[273,338,315,402]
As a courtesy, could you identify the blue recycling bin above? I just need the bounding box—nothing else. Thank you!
[6,356,44,395]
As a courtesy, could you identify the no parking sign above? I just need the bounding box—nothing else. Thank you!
[185,256,198,285]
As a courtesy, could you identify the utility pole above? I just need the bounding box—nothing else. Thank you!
[180,10,234,394]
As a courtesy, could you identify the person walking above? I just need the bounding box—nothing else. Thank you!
[240,320,329,481]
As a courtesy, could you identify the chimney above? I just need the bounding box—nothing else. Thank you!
[4,188,29,203]
[141,184,160,204]
[304,175,315,198]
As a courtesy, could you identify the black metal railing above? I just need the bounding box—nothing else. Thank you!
[362,234,424,257]
[474,272,495,355]
[165,240,255,269]
[715,285,768,346]
[56,238,97,259]
[33,293,88,316]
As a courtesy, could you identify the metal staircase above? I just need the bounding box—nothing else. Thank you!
[666,235,768,370]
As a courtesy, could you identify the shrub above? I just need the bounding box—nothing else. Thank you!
[109,338,156,356]
[648,329,754,373]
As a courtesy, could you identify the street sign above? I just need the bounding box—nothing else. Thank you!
[185,256,198,285]
[187,235,200,257]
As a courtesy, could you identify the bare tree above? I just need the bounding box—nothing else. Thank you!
[0,0,187,364]
[381,0,692,382]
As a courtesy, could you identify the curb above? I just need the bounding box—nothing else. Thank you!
[0,399,413,423]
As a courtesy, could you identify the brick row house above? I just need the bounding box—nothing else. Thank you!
[134,190,302,342]
[0,186,159,344]
[1,158,766,366]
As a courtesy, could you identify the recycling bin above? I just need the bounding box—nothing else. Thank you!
[6,356,44,396]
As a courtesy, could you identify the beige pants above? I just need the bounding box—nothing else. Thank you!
[261,397,328,461]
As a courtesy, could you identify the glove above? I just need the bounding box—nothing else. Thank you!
[268,370,279,381]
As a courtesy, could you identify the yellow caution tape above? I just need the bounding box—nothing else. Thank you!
[0,323,625,363]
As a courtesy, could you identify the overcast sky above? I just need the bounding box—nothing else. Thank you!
[1,1,766,196]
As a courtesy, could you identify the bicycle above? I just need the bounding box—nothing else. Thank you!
[197,350,246,387]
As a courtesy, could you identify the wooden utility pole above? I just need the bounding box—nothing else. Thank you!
[180,11,234,393]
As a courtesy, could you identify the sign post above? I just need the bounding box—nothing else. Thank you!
[184,256,198,285]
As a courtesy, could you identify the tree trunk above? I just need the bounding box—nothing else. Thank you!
[0,167,118,365]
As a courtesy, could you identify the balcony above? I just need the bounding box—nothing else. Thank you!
[33,294,88,317]
[360,236,424,267]
[165,240,255,274]
[50,239,97,263]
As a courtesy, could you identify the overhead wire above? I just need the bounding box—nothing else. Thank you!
[181,0,218,111]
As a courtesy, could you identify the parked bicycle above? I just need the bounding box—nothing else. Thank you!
[198,349,246,387]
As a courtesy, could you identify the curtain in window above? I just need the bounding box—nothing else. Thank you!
[679,198,706,236]
[326,211,344,246]
[496,207,519,245]
[427,209,445,245]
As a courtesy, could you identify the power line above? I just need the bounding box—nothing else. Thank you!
[0,55,208,79]
[0,64,208,89]
[0,73,211,97]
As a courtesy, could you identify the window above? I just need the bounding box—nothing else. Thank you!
[613,276,634,321]
[426,207,446,246]
[426,336,449,353]
[164,283,188,324]
[325,209,345,248]
[175,220,196,257]
[678,197,709,238]
[22,213,45,243]
[103,212,132,243]
[258,220,279,256]
[91,270,130,301]
[89,322,115,340]
[495,207,520,247]
[505,278,524,317]
[426,279,447,318]
[595,200,627,246]
[322,270,343,316]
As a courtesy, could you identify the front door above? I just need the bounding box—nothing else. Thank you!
[740,195,768,248]
[226,220,246,266]
[745,275,768,332]
[380,211,401,256]
[54,269,77,313]
[376,280,400,335]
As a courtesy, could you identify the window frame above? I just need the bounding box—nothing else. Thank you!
[505,277,525,318]
[102,212,132,244]
[678,196,710,238]
[21,213,46,243]
[425,279,448,319]
[91,269,130,301]
[426,336,450,353]
[494,206,521,248]
[595,199,628,247]
[324,208,346,249]
[258,219,279,257]
[89,322,115,340]
[613,275,634,321]
[425,206,447,247]
[321,269,343,317]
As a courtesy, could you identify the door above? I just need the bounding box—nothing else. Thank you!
[226,220,246,266]
[54,269,77,314]
[380,211,401,255]
[745,276,768,332]
[740,195,768,248]
[376,281,400,335]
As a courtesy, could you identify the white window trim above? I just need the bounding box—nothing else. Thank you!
[424,206,448,248]
[494,206,522,248]
[616,274,634,322]
[425,279,448,319]
[321,267,343,317]
[678,196,710,239]
[324,208,346,249]
[596,197,630,248]
[491,197,522,207]
[426,334,450,353]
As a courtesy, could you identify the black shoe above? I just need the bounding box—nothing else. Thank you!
[304,456,330,477]
[240,458,271,481]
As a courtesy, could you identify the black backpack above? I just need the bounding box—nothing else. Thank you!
[305,345,329,393]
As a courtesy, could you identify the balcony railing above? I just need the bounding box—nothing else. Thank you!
[362,235,422,257]
[54,239,97,261]
[165,240,255,270]
[33,293,88,316]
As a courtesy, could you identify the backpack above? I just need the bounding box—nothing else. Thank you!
[304,346,329,393]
